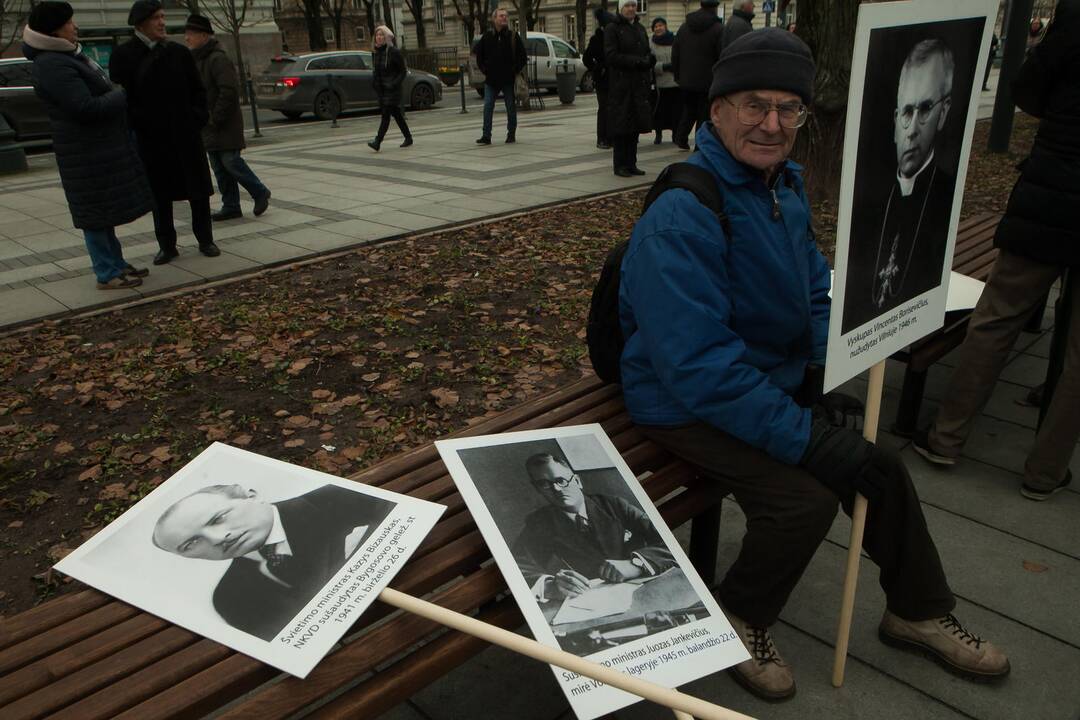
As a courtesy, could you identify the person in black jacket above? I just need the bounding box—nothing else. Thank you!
[367,25,413,151]
[474,8,526,145]
[604,0,653,176]
[722,0,755,48]
[110,0,219,265]
[22,2,153,290]
[583,7,615,149]
[915,0,1080,502]
[671,0,723,149]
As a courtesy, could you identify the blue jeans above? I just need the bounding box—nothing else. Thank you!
[208,149,269,214]
[482,83,517,139]
[83,227,127,283]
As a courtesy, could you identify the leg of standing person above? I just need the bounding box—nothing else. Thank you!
[924,250,1060,460]
[391,105,413,146]
[596,88,610,148]
[982,52,993,90]
[150,189,179,264]
[189,195,218,256]
[208,150,242,218]
[503,82,517,142]
[479,83,496,142]
[218,150,270,207]
[370,106,393,150]
[106,227,146,278]
[628,134,643,174]
[612,135,627,174]
[84,228,137,288]
[674,88,695,149]
[1023,277,1080,496]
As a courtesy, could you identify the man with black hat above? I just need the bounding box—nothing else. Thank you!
[184,14,271,222]
[617,28,1009,701]
[110,0,220,265]
[670,0,723,150]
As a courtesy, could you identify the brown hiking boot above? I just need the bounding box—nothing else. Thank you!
[879,611,1010,681]
[724,608,795,701]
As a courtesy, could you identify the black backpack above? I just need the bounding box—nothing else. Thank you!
[586,163,731,384]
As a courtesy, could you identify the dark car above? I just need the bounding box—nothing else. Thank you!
[0,58,51,142]
[255,51,443,121]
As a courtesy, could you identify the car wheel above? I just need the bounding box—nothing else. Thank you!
[579,70,594,93]
[313,90,342,121]
[410,83,435,110]
[280,110,303,120]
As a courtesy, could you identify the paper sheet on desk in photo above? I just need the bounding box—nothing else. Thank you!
[53,443,446,678]
[436,424,750,720]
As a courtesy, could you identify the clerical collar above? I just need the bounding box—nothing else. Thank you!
[896,150,935,197]
[244,506,290,562]
[135,30,159,49]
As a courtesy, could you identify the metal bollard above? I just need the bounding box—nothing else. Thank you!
[246,79,262,138]
[459,64,467,114]
[327,73,339,128]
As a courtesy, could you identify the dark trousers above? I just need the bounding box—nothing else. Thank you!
[675,89,709,145]
[596,87,610,145]
[208,150,269,214]
[152,191,213,252]
[983,51,996,89]
[612,135,638,171]
[639,422,955,627]
[375,104,412,142]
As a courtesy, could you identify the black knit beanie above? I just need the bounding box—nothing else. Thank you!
[708,27,815,104]
[128,0,163,27]
[28,1,74,36]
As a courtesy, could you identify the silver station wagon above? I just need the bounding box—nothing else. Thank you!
[255,51,443,121]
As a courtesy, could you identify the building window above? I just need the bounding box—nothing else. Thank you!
[324,25,335,43]
[356,25,366,41]
[434,0,445,31]
[564,14,575,44]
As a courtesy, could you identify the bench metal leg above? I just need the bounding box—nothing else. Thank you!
[688,499,722,588]
[893,365,927,437]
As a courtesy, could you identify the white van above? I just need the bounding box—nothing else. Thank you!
[469,31,593,96]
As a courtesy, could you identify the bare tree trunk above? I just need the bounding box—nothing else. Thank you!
[790,0,860,205]
[231,30,248,104]
[575,0,587,49]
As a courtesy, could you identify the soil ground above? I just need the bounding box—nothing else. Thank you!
[0,115,1038,618]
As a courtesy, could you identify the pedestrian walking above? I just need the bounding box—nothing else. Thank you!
[367,25,413,151]
[649,17,678,144]
[671,0,723,150]
[914,0,1080,502]
[722,1,755,48]
[583,8,615,149]
[604,0,653,177]
[474,7,526,145]
[184,14,271,222]
[22,2,153,290]
[110,0,219,265]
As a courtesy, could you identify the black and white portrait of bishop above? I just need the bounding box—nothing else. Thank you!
[843,37,960,333]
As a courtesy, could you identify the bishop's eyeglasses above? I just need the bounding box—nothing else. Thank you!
[722,97,809,129]
[896,97,946,129]
[531,474,577,490]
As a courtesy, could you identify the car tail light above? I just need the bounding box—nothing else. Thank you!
[281,77,301,88]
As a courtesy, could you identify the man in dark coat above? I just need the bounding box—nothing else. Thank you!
[671,0,723,150]
[583,8,615,149]
[110,0,219,265]
[604,0,653,176]
[721,0,754,48]
[153,483,396,642]
[185,14,270,221]
[511,453,675,601]
[916,1,1080,502]
[474,7,526,144]
[842,38,957,333]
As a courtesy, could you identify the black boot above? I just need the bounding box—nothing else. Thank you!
[368,139,381,152]
[400,136,413,147]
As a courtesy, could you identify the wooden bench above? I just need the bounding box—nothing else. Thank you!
[0,375,728,720]
[891,212,1002,435]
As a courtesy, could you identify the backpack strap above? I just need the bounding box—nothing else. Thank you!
[642,162,731,237]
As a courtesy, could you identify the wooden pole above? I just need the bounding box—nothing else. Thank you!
[378,587,756,720]
[831,359,886,687]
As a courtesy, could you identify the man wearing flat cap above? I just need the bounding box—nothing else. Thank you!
[617,28,1009,701]
[110,0,220,265]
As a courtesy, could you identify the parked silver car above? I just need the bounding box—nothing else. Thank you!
[255,51,443,121]
[469,32,592,97]
[0,58,51,142]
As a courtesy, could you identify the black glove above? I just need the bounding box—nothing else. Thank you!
[647,53,657,68]
[817,392,865,431]
[793,364,824,407]
[800,419,882,500]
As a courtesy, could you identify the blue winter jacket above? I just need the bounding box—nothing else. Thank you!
[618,124,831,465]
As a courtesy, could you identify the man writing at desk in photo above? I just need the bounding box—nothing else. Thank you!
[512,453,675,601]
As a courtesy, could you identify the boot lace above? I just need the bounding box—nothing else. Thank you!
[938,614,984,649]
[747,626,782,665]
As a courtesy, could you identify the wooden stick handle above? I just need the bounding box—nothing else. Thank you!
[377,587,755,720]
[673,711,695,720]
[832,359,886,687]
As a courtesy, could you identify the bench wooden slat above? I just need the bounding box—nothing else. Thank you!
[0,590,110,652]
[0,602,140,676]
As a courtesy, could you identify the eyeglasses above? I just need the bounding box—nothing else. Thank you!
[722,97,809,129]
[896,97,946,129]
[531,474,577,490]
